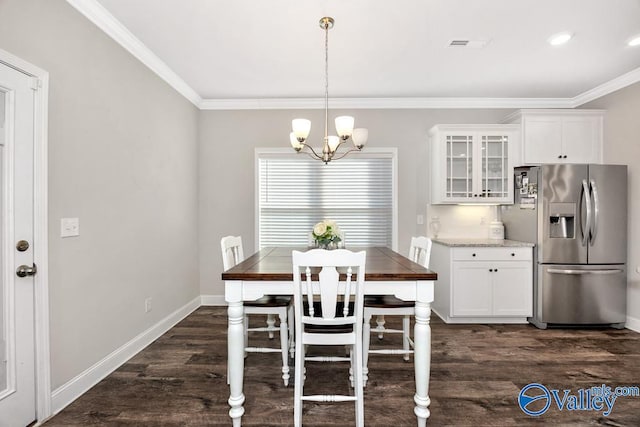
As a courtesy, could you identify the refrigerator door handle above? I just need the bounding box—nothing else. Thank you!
[581,179,592,247]
[547,268,624,275]
[590,178,599,245]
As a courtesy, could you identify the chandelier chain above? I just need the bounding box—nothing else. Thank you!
[324,20,330,149]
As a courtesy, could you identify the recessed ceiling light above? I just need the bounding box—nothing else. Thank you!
[628,36,640,47]
[548,32,573,46]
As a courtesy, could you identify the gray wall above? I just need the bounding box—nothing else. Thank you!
[583,82,640,322]
[0,0,200,389]
[198,108,511,296]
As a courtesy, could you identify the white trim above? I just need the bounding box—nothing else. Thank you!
[0,48,51,424]
[50,296,200,416]
[390,148,399,252]
[625,315,640,333]
[199,96,575,110]
[64,0,201,107]
[572,66,640,107]
[200,294,227,306]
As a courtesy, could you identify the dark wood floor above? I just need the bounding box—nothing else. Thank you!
[44,307,640,426]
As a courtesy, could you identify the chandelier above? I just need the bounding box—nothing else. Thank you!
[289,17,368,164]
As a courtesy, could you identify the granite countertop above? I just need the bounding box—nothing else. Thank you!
[432,238,535,247]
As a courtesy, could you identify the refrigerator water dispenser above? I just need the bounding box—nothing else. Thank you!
[548,203,576,239]
[549,215,574,238]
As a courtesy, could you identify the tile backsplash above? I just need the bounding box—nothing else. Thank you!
[425,205,498,239]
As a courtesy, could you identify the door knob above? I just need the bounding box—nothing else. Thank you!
[16,263,37,278]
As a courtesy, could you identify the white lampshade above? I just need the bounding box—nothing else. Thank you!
[335,116,354,138]
[290,132,303,150]
[327,135,340,152]
[352,128,368,148]
[292,118,311,140]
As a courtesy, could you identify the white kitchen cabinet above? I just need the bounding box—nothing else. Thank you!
[431,241,533,323]
[429,124,519,204]
[504,109,604,164]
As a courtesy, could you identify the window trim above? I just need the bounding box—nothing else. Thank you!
[254,147,398,252]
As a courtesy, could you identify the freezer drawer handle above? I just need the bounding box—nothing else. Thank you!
[547,268,623,275]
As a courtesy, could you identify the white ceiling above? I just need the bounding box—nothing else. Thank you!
[74,0,640,107]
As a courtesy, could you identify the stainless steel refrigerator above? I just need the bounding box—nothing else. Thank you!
[501,164,627,329]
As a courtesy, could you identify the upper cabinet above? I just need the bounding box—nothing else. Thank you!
[504,109,604,165]
[429,124,519,204]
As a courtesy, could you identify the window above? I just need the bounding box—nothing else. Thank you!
[256,149,397,249]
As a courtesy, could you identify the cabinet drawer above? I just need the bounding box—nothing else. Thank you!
[452,247,532,261]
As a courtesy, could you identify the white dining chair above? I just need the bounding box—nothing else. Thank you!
[362,236,432,385]
[221,235,293,386]
[292,249,367,427]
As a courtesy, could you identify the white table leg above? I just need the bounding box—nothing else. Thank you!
[413,298,432,427]
[227,282,245,427]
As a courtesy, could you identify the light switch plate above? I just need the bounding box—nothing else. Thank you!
[60,217,80,238]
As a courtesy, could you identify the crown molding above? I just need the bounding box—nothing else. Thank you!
[66,0,201,107]
[67,1,640,111]
[198,96,574,110]
[571,66,640,107]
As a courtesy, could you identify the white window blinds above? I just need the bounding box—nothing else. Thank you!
[258,152,395,249]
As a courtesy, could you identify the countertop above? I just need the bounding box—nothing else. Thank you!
[432,238,535,247]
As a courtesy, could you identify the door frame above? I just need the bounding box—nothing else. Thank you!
[0,48,51,422]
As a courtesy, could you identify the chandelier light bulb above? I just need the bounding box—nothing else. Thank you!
[352,128,369,149]
[290,132,303,151]
[335,116,355,139]
[327,135,340,152]
[292,118,311,141]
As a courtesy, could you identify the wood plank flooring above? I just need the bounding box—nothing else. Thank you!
[44,307,640,426]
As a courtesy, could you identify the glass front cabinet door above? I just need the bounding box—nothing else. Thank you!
[429,124,519,204]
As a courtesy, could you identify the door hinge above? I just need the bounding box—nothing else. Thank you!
[30,77,41,91]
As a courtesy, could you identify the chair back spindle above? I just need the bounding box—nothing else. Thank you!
[409,236,432,268]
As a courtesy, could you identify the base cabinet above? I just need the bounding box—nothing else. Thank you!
[432,243,533,323]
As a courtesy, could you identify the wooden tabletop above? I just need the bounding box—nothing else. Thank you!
[222,246,437,281]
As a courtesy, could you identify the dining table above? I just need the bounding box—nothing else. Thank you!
[222,246,437,426]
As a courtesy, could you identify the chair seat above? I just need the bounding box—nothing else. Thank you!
[364,295,414,308]
[303,301,355,333]
[244,295,292,307]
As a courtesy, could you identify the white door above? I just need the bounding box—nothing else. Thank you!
[0,62,37,427]
[451,262,492,316]
[492,262,533,317]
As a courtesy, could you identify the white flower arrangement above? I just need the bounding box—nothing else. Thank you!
[312,219,342,248]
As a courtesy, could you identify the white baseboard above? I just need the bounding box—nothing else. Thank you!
[50,295,201,415]
[625,315,640,333]
[200,294,226,306]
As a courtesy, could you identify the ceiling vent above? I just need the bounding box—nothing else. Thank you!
[447,39,490,48]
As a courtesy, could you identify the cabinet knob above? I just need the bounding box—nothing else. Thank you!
[495,269,498,272]
[558,155,562,159]
[563,155,567,159]
[472,253,476,257]
[489,268,493,272]
[511,253,515,257]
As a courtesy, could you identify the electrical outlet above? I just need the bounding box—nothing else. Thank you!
[480,216,486,225]
[145,297,152,313]
[417,214,424,225]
